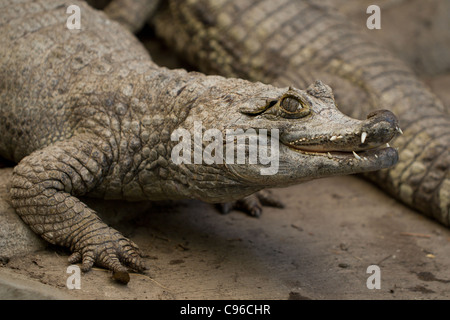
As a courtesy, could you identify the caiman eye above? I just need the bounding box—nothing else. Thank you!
[281,97,301,112]
[277,95,310,119]
[239,91,311,119]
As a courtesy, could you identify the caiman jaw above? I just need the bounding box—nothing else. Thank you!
[281,109,401,162]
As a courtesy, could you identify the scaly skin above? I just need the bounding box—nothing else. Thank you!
[153,0,450,226]
[0,0,397,282]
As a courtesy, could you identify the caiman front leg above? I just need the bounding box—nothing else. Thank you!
[9,134,143,284]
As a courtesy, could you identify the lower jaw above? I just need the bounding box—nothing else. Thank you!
[289,145,397,163]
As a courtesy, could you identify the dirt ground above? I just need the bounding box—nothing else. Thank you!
[0,0,449,300]
[2,173,450,300]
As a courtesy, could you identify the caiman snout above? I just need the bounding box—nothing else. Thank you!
[360,109,399,149]
[281,108,400,154]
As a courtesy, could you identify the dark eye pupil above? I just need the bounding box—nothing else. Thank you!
[281,97,300,112]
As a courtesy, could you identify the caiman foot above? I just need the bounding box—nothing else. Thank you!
[67,227,145,284]
[217,190,284,217]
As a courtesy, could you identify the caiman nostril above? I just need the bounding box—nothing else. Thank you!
[365,109,398,129]
[366,109,397,122]
[361,110,399,146]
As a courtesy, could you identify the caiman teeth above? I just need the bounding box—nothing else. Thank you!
[287,142,391,161]
[351,151,368,161]
[352,151,362,160]
[396,127,403,134]
[329,135,344,141]
[361,132,367,144]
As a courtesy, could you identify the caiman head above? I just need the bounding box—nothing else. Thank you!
[172,80,399,202]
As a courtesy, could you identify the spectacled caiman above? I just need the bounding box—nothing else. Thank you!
[149,0,450,227]
[0,0,399,282]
